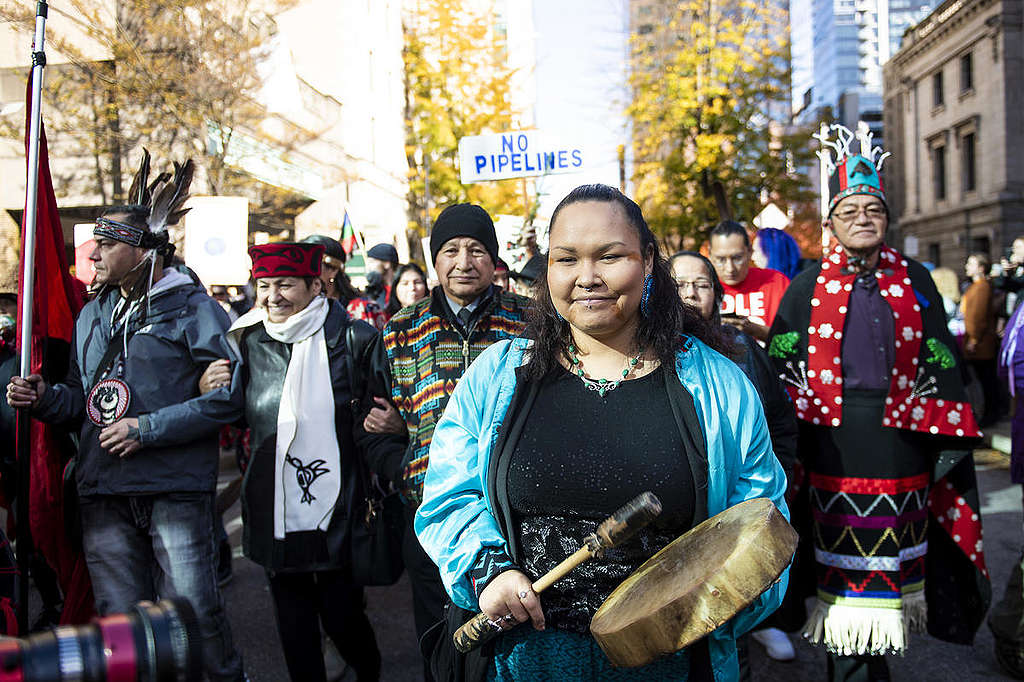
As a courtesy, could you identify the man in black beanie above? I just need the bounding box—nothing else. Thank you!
[360,203,529,681]
[427,203,500,265]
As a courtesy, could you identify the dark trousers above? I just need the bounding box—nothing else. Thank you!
[266,569,381,682]
[827,653,890,681]
[970,358,1003,425]
[79,492,244,682]
[403,507,447,682]
[30,552,62,612]
[989,485,1024,678]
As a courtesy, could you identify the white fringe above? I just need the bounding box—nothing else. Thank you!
[903,589,927,634]
[802,593,927,657]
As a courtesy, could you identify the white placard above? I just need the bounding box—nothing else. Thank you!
[183,196,250,286]
[458,130,584,184]
[73,223,96,285]
[753,203,791,230]
[421,236,437,284]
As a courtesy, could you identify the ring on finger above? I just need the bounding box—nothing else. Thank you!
[518,590,529,599]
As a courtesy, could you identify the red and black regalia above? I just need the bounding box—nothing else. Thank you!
[769,129,989,660]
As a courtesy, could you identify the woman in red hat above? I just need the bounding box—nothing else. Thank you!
[203,242,395,682]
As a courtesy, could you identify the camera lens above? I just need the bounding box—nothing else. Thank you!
[0,597,202,682]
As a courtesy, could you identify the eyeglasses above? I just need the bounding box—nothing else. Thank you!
[833,204,887,222]
[675,280,714,293]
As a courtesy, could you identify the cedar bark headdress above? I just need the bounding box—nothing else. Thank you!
[813,121,890,219]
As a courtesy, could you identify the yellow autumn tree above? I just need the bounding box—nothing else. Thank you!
[403,0,526,240]
[629,0,816,249]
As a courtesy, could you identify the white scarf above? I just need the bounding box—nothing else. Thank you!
[230,295,341,539]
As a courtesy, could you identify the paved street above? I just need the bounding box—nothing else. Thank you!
[16,445,1018,680]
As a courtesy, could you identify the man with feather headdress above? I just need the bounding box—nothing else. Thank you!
[6,151,246,680]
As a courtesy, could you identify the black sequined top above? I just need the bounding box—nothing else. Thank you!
[507,364,696,633]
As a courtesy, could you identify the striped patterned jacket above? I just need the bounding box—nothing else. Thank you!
[382,285,528,503]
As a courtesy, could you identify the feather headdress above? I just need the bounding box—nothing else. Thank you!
[93,150,196,334]
[94,149,194,257]
[147,159,194,235]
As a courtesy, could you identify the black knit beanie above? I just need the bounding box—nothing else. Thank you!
[429,204,499,265]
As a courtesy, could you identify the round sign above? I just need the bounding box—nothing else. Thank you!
[86,378,131,426]
[204,237,227,256]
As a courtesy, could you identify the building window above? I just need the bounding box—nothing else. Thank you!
[960,52,973,92]
[933,71,944,107]
[933,144,947,200]
[962,132,976,192]
[928,242,941,267]
[969,235,990,258]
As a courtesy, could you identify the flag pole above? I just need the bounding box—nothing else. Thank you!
[16,0,50,635]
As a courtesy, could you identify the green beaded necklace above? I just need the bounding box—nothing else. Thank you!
[566,343,644,397]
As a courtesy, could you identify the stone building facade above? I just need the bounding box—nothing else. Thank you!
[883,0,1023,268]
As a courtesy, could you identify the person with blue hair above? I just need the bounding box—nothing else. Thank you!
[752,228,802,281]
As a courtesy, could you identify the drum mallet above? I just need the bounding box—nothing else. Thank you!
[453,491,662,653]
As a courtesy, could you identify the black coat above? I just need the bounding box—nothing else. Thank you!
[728,330,798,477]
[237,300,400,572]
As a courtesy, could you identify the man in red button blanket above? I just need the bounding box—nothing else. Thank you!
[768,124,990,681]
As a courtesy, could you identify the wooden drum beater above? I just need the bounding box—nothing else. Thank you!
[453,491,663,653]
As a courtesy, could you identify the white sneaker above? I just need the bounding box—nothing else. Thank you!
[750,627,796,661]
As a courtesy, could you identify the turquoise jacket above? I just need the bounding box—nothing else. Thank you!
[415,336,790,680]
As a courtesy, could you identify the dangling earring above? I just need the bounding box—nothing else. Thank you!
[640,274,654,318]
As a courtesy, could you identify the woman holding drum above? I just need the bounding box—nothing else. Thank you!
[415,184,790,680]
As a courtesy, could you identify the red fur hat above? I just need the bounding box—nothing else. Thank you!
[248,242,324,279]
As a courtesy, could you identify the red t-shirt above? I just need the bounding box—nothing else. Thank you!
[720,266,790,327]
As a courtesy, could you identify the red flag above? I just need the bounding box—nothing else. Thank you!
[17,73,95,625]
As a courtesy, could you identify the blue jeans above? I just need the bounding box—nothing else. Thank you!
[80,493,244,681]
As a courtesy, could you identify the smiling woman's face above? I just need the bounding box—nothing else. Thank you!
[546,200,651,340]
[255,276,322,322]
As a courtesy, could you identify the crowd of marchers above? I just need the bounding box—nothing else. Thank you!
[4,140,1024,682]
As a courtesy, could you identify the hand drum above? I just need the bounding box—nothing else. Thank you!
[590,497,798,668]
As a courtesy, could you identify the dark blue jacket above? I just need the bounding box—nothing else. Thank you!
[34,272,239,496]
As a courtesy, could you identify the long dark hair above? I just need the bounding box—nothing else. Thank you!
[521,184,729,381]
[387,263,427,315]
[334,271,362,305]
